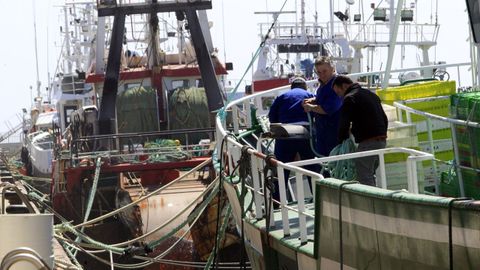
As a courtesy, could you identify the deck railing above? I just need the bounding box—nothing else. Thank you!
[217,78,441,243]
[393,95,480,197]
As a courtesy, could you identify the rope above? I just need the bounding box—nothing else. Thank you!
[211,178,224,269]
[59,223,125,254]
[326,139,357,181]
[71,156,102,256]
[146,180,219,250]
[262,154,277,237]
[307,112,324,158]
[57,238,84,270]
[143,139,191,162]
[217,135,250,269]
[71,158,212,229]
[236,145,255,216]
[72,181,220,269]
[53,180,220,268]
[82,157,102,225]
[58,176,219,250]
[59,208,246,270]
[203,205,233,270]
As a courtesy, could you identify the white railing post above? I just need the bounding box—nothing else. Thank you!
[456,65,461,87]
[406,156,419,194]
[267,169,275,228]
[296,173,307,244]
[227,141,235,176]
[406,157,413,193]
[450,123,466,197]
[311,176,318,204]
[406,111,412,124]
[251,156,263,220]
[378,153,387,189]
[411,158,419,194]
[397,105,404,123]
[245,99,252,129]
[277,166,290,236]
[232,106,239,134]
[426,118,439,194]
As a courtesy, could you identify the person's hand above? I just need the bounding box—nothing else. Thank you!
[303,98,314,104]
[302,102,313,112]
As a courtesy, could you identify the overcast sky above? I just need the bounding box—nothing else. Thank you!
[0,0,472,134]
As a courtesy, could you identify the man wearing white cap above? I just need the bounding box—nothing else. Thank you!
[269,77,318,200]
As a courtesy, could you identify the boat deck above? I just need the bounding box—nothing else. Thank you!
[249,202,315,255]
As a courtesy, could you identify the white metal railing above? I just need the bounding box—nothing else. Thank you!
[349,62,471,88]
[217,79,439,243]
[220,129,434,244]
[258,21,329,40]
[288,147,434,193]
[218,62,475,244]
[393,95,480,197]
[231,62,471,118]
[347,23,439,44]
[68,143,211,162]
[258,20,438,45]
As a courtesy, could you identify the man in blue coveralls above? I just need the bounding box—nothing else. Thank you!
[269,77,316,164]
[268,77,318,201]
[302,56,343,157]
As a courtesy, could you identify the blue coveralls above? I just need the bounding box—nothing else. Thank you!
[268,88,318,200]
[314,76,343,156]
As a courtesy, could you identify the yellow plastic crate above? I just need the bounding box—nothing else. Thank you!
[377,81,456,105]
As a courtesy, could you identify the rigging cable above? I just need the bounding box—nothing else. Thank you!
[218,0,289,122]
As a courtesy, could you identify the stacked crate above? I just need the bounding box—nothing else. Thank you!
[381,104,424,191]
[377,81,456,188]
[441,92,480,199]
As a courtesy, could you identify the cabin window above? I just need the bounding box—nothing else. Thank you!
[124,83,142,92]
[171,80,189,91]
[64,105,77,127]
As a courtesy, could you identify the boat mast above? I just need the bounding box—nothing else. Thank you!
[296,0,306,74]
[381,0,404,89]
[95,17,106,74]
[63,6,72,75]
[329,0,334,39]
[32,0,42,108]
[147,11,161,69]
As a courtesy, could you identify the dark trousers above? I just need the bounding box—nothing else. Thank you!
[355,139,387,186]
[273,139,320,201]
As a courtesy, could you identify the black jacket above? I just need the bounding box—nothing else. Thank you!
[338,83,388,143]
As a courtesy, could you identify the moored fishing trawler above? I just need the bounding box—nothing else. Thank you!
[249,0,442,93]
[215,0,480,269]
[7,0,246,269]
[48,1,246,269]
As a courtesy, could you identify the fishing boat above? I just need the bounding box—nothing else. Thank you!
[249,0,442,92]
[20,1,97,178]
[8,1,245,269]
[215,0,480,269]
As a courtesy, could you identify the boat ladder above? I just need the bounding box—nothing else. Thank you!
[0,119,29,144]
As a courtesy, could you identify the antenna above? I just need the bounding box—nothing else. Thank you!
[47,0,51,103]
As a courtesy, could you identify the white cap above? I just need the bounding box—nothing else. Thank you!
[291,76,306,84]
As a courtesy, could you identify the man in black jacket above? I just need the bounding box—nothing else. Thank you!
[333,75,388,186]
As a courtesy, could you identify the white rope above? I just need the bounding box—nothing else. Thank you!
[71,158,212,229]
